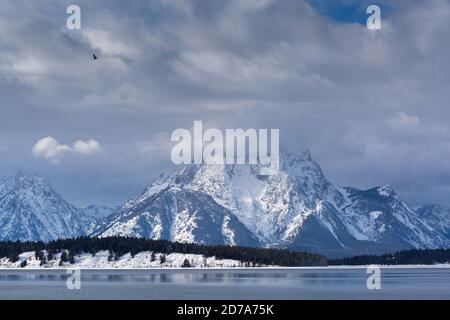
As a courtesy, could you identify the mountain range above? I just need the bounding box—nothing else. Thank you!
[0,172,92,242]
[1,151,449,258]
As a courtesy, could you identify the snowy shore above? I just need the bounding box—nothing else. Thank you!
[0,250,448,269]
[0,250,246,269]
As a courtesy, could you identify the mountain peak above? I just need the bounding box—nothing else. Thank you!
[0,171,51,193]
[90,148,449,257]
[0,171,93,242]
[283,150,312,163]
[377,184,396,197]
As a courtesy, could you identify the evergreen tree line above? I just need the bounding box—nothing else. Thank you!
[330,248,450,265]
[0,236,328,267]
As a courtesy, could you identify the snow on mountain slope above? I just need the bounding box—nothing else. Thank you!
[0,172,93,242]
[3,152,447,258]
[92,188,260,247]
[96,151,450,257]
[80,204,119,220]
[331,186,448,256]
[94,151,337,247]
[417,204,450,241]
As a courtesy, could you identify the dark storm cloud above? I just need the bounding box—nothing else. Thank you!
[0,0,449,206]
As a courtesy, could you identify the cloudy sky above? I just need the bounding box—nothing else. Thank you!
[1,0,449,207]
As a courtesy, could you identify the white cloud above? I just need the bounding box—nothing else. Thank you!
[387,112,420,128]
[1,0,450,206]
[32,136,101,163]
[32,137,71,163]
[136,132,171,160]
[83,29,141,59]
[72,139,101,155]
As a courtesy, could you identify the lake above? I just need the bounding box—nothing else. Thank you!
[0,267,449,300]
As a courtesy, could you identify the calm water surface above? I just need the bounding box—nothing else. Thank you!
[0,268,449,300]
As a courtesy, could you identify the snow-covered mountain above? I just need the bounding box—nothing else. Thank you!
[2,154,449,258]
[93,188,260,247]
[94,152,450,258]
[80,204,119,220]
[417,204,450,241]
[0,172,93,242]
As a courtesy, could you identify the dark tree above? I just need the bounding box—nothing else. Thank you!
[68,250,75,264]
[108,250,114,262]
[0,236,330,267]
[39,255,47,266]
[8,252,20,263]
[330,248,450,266]
[60,251,68,262]
[181,258,191,268]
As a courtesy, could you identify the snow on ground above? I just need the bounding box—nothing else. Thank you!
[0,252,447,269]
[0,250,246,268]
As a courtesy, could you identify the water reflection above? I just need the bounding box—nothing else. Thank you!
[0,269,376,285]
[0,268,448,300]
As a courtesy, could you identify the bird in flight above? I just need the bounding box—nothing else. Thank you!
[93,54,98,60]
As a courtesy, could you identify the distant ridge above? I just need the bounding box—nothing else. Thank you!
[93,151,450,258]
[330,248,450,266]
[2,151,449,258]
[0,172,92,241]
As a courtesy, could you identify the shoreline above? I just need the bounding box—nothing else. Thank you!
[0,264,449,271]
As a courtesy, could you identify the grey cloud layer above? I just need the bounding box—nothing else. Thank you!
[0,0,449,206]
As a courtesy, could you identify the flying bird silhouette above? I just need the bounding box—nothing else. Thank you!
[93,54,98,60]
